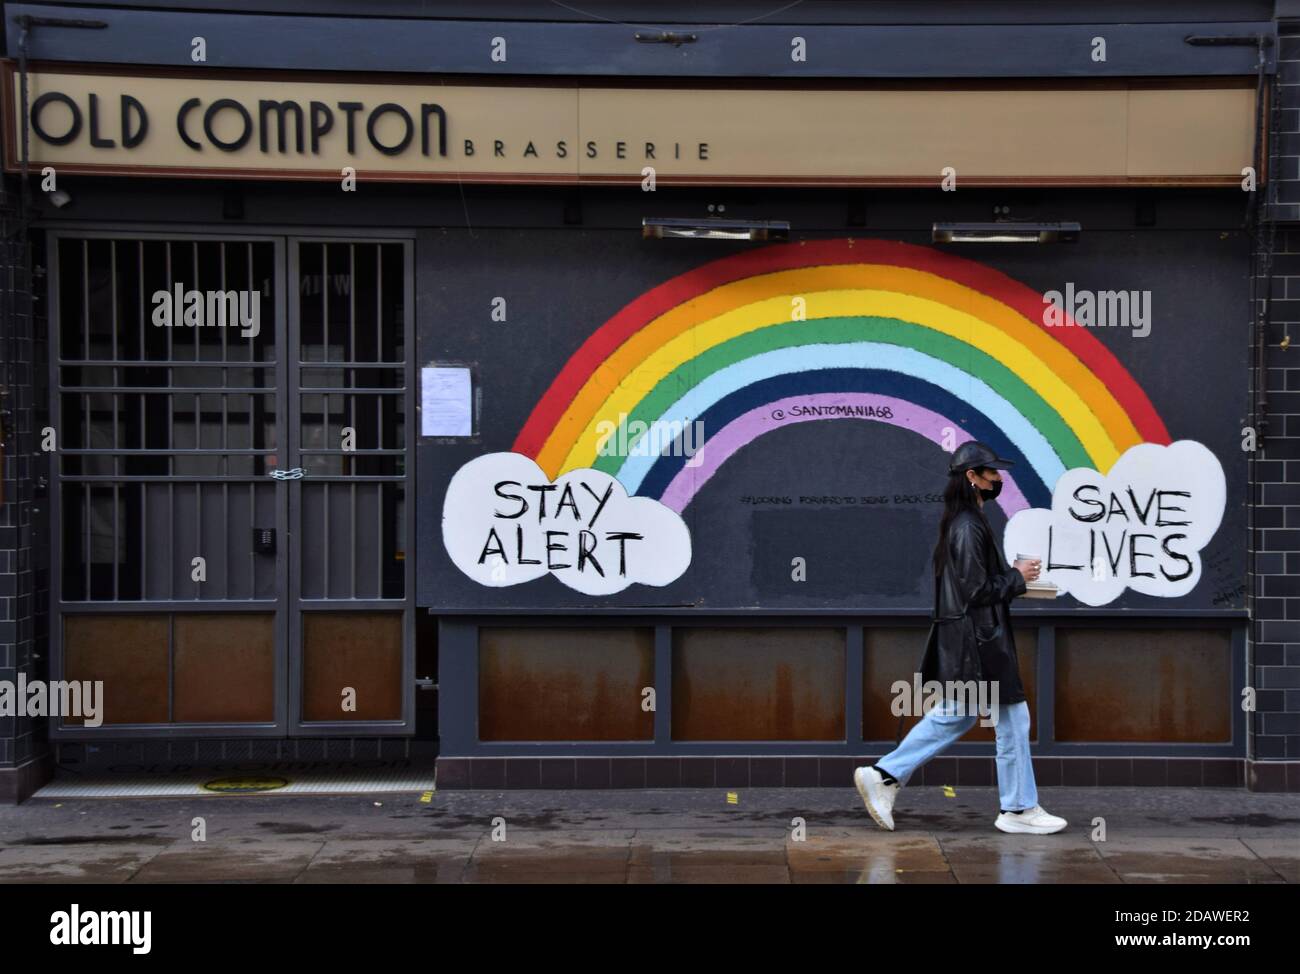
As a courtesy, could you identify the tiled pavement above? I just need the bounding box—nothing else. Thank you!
[0,786,1296,883]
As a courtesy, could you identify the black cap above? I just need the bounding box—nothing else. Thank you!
[948,440,1016,475]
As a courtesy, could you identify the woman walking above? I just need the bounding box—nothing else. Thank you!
[854,441,1067,835]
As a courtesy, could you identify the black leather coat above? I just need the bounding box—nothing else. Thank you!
[920,507,1027,705]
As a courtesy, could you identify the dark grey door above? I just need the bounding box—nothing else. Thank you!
[48,230,413,737]
[287,238,414,734]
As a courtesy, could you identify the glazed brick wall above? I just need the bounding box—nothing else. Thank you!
[1256,27,1300,765]
[0,181,47,779]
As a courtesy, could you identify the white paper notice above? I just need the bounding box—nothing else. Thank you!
[421,366,472,436]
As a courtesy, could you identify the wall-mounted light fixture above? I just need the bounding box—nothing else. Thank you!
[932,221,1081,244]
[643,217,789,241]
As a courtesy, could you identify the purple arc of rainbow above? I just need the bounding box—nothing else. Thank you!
[660,393,1030,517]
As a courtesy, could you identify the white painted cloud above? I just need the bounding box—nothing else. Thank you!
[442,451,692,596]
[1003,440,1226,607]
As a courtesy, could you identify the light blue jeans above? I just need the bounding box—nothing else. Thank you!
[875,698,1038,812]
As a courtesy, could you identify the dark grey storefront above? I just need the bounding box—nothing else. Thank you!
[1,1,1298,802]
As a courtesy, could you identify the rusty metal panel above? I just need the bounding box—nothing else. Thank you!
[174,613,275,723]
[861,627,918,742]
[1055,628,1231,742]
[479,627,654,742]
[671,628,845,741]
[63,614,169,725]
[302,612,403,721]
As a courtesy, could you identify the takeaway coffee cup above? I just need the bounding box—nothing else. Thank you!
[1014,553,1043,581]
[1014,553,1057,598]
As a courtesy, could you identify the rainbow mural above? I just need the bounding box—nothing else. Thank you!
[512,239,1171,519]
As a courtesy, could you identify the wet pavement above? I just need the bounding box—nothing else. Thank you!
[0,786,1296,883]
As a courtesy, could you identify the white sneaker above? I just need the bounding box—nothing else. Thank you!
[854,766,899,831]
[994,804,1068,834]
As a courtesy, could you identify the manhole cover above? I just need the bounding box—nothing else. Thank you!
[202,776,290,794]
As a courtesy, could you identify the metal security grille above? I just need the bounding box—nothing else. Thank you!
[293,241,407,601]
[55,236,282,602]
[50,230,414,737]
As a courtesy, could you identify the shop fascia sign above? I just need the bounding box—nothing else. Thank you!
[2,63,1257,185]
[22,91,709,163]
[1,64,713,182]
[25,88,454,158]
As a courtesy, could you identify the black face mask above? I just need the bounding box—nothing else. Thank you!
[971,475,1003,501]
